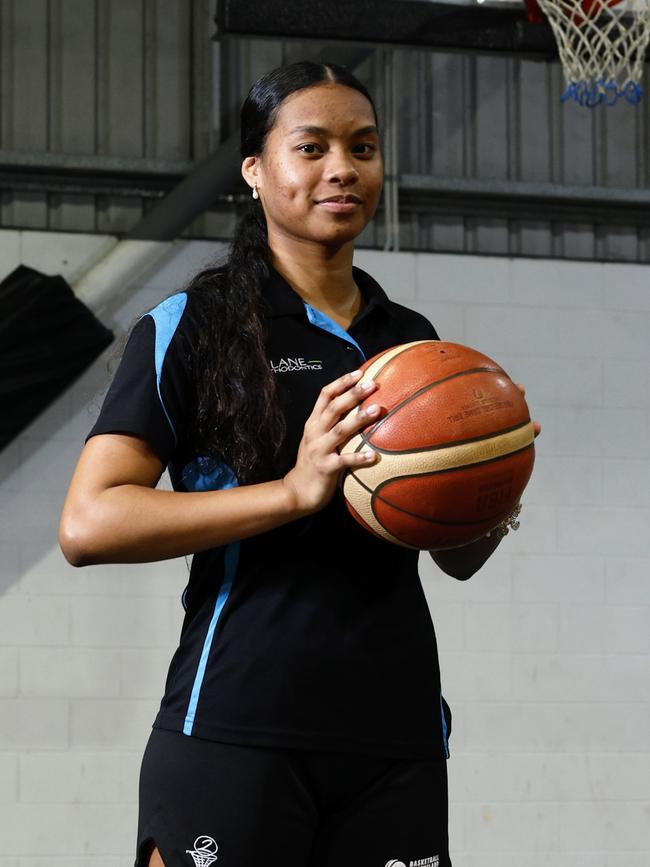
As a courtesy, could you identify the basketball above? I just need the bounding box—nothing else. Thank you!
[339,340,535,550]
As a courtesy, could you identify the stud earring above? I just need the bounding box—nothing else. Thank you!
[252,184,259,200]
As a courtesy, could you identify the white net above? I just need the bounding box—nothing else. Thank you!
[534,0,650,105]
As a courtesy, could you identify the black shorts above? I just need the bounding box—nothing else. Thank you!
[135,727,451,867]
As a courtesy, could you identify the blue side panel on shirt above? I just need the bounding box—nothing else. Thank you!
[181,456,238,493]
[141,292,188,444]
[182,458,240,736]
[303,302,367,361]
[440,691,450,759]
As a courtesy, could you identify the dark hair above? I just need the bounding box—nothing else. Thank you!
[185,61,379,484]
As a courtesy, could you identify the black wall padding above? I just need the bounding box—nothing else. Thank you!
[0,265,114,452]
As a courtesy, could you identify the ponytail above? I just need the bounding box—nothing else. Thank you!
[185,201,287,484]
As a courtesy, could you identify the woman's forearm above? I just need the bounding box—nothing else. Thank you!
[60,478,307,566]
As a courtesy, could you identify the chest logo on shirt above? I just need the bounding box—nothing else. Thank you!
[269,356,323,372]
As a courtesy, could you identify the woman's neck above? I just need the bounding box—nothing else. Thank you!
[269,243,362,328]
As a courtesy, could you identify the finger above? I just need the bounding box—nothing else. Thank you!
[327,377,378,423]
[326,400,385,452]
[515,382,526,395]
[338,444,378,468]
[317,377,378,433]
[533,420,541,438]
[310,369,364,418]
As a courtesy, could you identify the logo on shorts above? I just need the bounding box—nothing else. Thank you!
[186,835,218,866]
[269,356,323,372]
[385,858,439,867]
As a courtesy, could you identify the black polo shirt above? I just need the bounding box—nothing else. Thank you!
[85,262,452,760]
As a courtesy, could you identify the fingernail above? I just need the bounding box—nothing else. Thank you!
[360,379,374,390]
[365,403,379,413]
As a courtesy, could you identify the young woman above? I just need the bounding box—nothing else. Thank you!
[60,61,533,867]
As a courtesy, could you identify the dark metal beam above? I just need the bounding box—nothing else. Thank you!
[0,170,182,200]
[399,174,650,227]
[0,151,193,176]
[214,0,558,58]
[3,173,648,231]
[0,151,189,198]
[3,166,647,231]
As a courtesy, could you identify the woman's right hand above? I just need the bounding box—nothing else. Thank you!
[282,368,383,516]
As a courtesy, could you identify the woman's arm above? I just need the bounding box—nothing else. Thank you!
[59,369,382,567]
[58,432,308,566]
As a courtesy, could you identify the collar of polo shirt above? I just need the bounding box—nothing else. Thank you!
[261,264,394,323]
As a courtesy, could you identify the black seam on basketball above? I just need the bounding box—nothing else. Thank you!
[348,444,533,525]
[364,365,504,438]
[354,418,532,455]
[348,469,377,494]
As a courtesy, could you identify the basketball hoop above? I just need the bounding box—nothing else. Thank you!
[524,0,650,106]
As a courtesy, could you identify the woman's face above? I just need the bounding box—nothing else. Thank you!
[242,83,383,250]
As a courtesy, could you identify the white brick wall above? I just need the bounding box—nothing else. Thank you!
[1,232,648,865]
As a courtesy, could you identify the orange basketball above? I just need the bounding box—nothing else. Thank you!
[339,340,535,550]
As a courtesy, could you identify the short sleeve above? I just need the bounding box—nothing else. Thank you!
[85,292,194,467]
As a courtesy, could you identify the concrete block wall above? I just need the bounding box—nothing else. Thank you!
[1,231,648,866]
